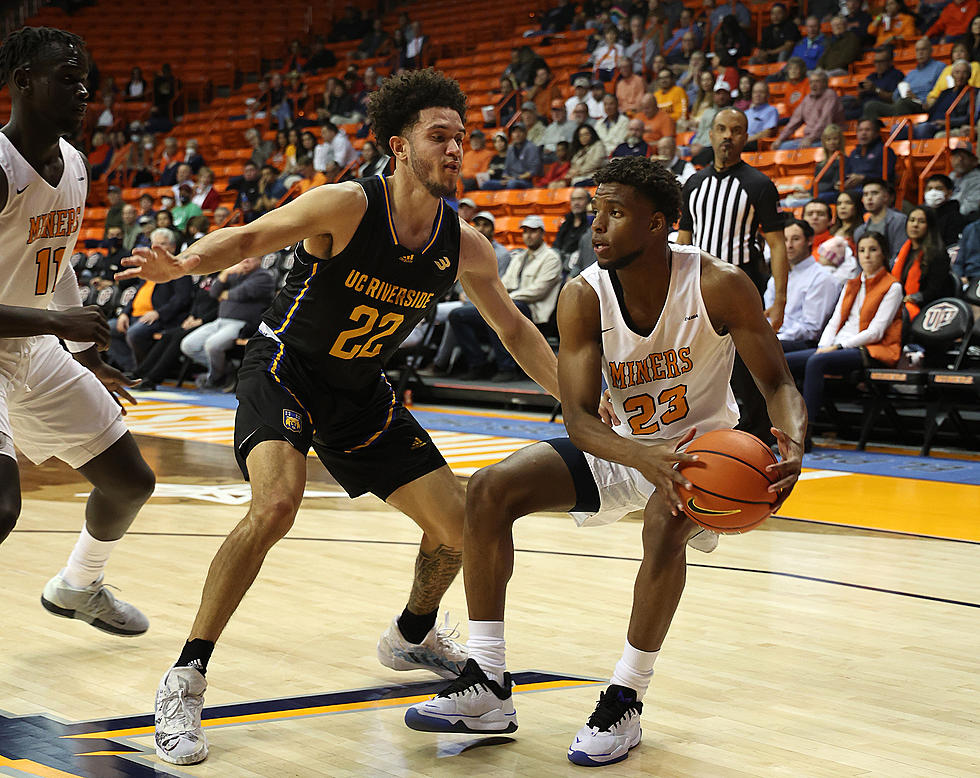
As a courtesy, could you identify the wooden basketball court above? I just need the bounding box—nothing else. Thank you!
[2,396,978,777]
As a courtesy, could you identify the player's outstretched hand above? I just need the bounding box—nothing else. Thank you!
[91,361,138,415]
[598,388,620,427]
[766,426,803,510]
[53,306,110,350]
[116,245,201,283]
[638,427,699,517]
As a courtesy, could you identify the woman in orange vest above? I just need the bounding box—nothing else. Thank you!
[892,206,956,320]
[784,231,904,448]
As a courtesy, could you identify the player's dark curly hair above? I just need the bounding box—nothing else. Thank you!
[0,27,86,87]
[593,157,683,225]
[368,68,467,155]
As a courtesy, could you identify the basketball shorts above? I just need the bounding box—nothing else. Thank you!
[0,336,126,469]
[233,335,447,500]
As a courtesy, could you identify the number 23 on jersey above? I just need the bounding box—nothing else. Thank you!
[623,385,689,435]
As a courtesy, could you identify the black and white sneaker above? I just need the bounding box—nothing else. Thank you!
[567,684,642,767]
[404,658,518,733]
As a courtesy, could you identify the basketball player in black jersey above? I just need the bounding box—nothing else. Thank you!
[118,69,560,766]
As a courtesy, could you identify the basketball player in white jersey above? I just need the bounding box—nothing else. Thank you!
[405,157,807,766]
[0,27,155,635]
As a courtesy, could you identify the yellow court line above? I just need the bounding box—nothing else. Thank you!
[0,756,85,778]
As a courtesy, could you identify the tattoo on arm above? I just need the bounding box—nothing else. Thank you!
[407,543,463,615]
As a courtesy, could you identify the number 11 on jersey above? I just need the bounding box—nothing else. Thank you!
[35,246,65,295]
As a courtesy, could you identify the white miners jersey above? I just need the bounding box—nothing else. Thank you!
[0,133,87,365]
[580,243,738,447]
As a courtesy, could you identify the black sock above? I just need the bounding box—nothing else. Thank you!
[397,607,438,644]
[176,639,215,674]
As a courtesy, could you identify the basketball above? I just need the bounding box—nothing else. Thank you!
[676,429,779,533]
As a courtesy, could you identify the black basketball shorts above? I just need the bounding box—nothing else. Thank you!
[233,336,447,500]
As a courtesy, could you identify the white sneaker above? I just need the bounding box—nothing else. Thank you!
[41,571,148,636]
[567,685,642,767]
[404,658,518,733]
[155,665,209,765]
[377,614,467,680]
[687,528,719,553]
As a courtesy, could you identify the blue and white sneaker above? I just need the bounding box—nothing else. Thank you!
[377,614,467,680]
[404,658,518,733]
[567,685,642,767]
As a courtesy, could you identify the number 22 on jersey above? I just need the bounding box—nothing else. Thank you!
[623,385,689,435]
[329,304,405,359]
[35,247,65,295]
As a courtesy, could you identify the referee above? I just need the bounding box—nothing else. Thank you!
[678,107,788,443]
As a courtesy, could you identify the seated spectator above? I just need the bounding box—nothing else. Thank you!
[93,226,129,284]
[863,37,946,120]
[553,188,594,267]
[845,119,896,191]
[595,94,630,151]
[690,81,734,165]
[107,228,194,372]
[478,132,509,189]
[88,130,113,179]
[624,15,660,75]
[540,102,576,157]
[213,205,232,226]
[676,50,707,103]
[752,3,801,63]
[480,122,540,190]
[868,0,917,47]
[664,12,702,62]
[180,256,276,389]
[893,206,956,319]
[832,189,864,248]
[709,0,751,34]
[679,70,716,132]
[103,184,123,232]
[563,124,607,187]
[818,15,863,75]
[520,102,547,147]
[614,59,645,114]
[564,77,592,118]
[765,218,843,351]
[504,46,546,90]
[653,68,689,123]
[540,0,575,33]
[637,93,676,145]
[913,60,976,138]
[460,129,494,190]
[448,215,562,381]
[524,67,562,119]
[950,144,980,218]
[157,136,181,184]
[790,17,827,71]
[744,81,779,151]
[356,140,390,178]
[253,165,286,219]
[297,130,318,166]
[770,57,810,118]
[192,167,220,211]
[172,183,203,232]
[169,163,194,201]
[181,214,211,252]
[355,19,390,60]
[967,13,980,59]
[655,136,696,184]
[713,14,752,64]
[773,69,845,150]
[228,161,260,210]
[319,121,357,178]
[134,213,155,249]
[841,1,874,41]
[265,130,289,170]
[286,71,310,118]
[183,138,205,174]
[120,204,140,253]
[568,102,594,129]
[926,0,978,42]
[923,173,969,246]
[264,72,292,128]
[586,80,608,119]
[330,5,368,42]
[403,21,429,69]
[539,140,572,188]
[95,93,114,129]
[848,46,904,119]
[152,63,176,116]
[954,218,980,284]
[591,27,625,82]
[854,179,907,265]
[325,79,360,125]
[786,231,903,448]
[124,66,147,101]
[803,199,835,253]
[293,156,328,194]
[611,118,650,158]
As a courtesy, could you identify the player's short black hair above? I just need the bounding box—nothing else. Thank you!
[368,68,467,155]
[786,217,814,241]
[593,156,683,225]
[0,26,86,86]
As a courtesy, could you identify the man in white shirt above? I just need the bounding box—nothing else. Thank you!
[586,80,607,119]
[654,136,695,184]
[595,94,630,151]
[318,121,357,177]
[564,76,591,118]
[765,219,842,352]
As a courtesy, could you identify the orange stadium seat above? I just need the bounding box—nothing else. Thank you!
[775,148,821,176]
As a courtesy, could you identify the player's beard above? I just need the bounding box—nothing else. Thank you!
[409,144,455,199]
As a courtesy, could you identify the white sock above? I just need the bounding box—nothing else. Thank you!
[609,640,659,701]
[467,620,506,683]
[62,526,118,589]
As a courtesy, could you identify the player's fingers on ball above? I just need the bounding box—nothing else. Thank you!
[669,468,693,490]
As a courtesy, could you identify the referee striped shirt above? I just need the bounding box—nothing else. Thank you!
[679,161,783,267]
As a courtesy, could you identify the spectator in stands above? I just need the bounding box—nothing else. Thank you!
[832,190,864,247]
[108,228,194,372]
[540,102,576,157]
[845,118,896,191]
[714,14,753,64]
[655,135,696,184]
[157,136,180,184]
[614,59,645,114]
[330,5,368,42]
[135,214,155,249]
[95,93,114,130]
[137,192,154,219]
[564,77,591,118]
[923,174,969,246]
[456,198,477,224]
[743,81,779,151]
[677,50,707,106]
[293,156,327,195]
[354,19,389,61]
[927,42,980,103]
[460,129,494,190]
[752,3,801,63]
[893,206,956,318]
[124,66,146,101]
[803,199,834,252]
[663,9,702,57]
[595,94,630,151]
[479,132,509,189]
[298,130,318,167]
[637,92,676,145]
[103,185,123,232]
[591,27,625,82]
[183,139,205,174]
[553,188,594,268]
[449,214,562,382]
[120,204,140,253]
[404,21,429,69]
[253,165,285,219]
[170,163,194,201]
[95,227,128,285]
[624,16,658,75]
[610,117,650,159]
[773,70,845,150]
[709,0,751,33]
[171,183,203,232]
[319,121,357,177]
[954,217,980,284]
[564,123,607,186]
[863,37,946,120]
[520,102,547,147]
[505,46,546,90]
[539,141,572,188]
[733,73,753,111]
[967,13,980,59]
[786,231,903,449]
[356,140,390,178]
[569,102,594,129]
[770,57,810,119]
[214,205,231,226]
[586,80,608,119]
[182,214,210,252]
[304,35,337,73]
[689,80,734,165]
[492,122,541,189]
[243,128,271,168]
[765,218,843,352]
[180,255,276,390]
[228,161,260,209]
[154,208,178,246]
[914,60,977,138]
[790,17,827,71]
[323,79,357,124]
[541,0,575,33]
[678,70,715,133]
[850,46,904,118]
[152,63,176,115]
[818,15,863,75]
[950,145,980,218]
[927,0,979,42]
[869,0,917,47]
[855,179,907,264]
[653,68,688,122]
[88,130,112,179]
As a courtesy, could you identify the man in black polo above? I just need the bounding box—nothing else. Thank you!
[677,107,788,443]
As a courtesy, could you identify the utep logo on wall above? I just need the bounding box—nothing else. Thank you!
[283,409,303,433]
[921,302,960,333]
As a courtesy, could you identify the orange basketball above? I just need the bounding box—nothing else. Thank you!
[676,429,779,533]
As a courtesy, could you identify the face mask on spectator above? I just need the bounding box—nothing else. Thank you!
[923,189,946,208]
